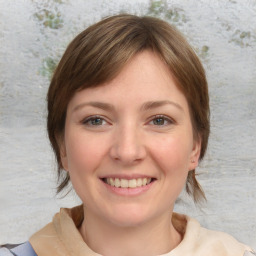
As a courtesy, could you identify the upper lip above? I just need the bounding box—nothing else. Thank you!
[99,174,156,180]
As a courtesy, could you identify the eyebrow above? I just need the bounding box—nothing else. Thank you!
[72,100,184,113]
[141,100,184,112]
[72,102,115,112]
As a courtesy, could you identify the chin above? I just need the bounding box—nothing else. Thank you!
[104,206,155,228]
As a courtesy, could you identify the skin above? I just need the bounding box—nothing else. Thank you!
[61,50,201,256]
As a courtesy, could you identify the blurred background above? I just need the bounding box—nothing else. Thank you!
[0,0,255,248]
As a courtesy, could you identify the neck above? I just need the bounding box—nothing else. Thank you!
[79,206,182,256]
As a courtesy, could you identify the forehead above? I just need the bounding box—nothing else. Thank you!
[68,51,189,112]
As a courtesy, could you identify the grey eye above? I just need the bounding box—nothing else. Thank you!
[153,117,165,125]
[83,116,106,126]
[90,118,104,125]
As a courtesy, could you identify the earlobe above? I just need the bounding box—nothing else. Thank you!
[189,139,201,170]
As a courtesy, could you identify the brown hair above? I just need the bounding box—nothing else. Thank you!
[47,14,210,202]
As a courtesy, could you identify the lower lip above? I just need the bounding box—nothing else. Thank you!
[101,180,155,196]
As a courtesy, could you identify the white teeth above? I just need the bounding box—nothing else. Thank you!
[106,177,153,188]
[120,179,128,188]
[110,178,115,186]
[129,179,137,188]
[142,178,147,186]
[114,178,120,187]
[137,178,142,186]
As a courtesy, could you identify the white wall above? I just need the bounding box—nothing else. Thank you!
[0,0,255,249]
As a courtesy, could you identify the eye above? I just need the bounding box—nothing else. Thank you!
[149,115,174,126]
[82,116,107,126]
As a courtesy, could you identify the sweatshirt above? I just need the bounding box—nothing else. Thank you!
[29,205,254,256]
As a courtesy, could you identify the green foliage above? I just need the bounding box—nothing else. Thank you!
[199,45,209,59]
[32,0,65,79]
[40,57,59,79]
[147,0,209,60]
[33,0,65,29]
[34,9,63,29]
[148,0,166,16]
[229,29,253,47]
[220,19,255,48]
[165,7,187,24]
[147,0,187,24]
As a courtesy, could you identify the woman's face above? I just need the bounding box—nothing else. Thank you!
[61,50,200,227]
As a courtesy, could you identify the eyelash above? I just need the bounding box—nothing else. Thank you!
[149,115,175,126]
[81,115,175,127]
[82,115,107,126]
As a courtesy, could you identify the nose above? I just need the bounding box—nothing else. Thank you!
[109,123,146,165]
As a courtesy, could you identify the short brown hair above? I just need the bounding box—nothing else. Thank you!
[47,14,210,202]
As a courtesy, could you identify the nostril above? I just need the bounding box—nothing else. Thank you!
[109,135,147,164]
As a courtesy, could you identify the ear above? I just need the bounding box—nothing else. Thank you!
[59,138,69,171]
[188,138,201,171]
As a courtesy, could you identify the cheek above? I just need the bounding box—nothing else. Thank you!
[64,134,105,197]
[150,135,192,175]
[64,128,112,178]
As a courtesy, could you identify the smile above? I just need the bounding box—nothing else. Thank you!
[103,178,153,188]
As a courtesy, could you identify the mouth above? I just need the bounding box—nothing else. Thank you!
[101,177,156,189]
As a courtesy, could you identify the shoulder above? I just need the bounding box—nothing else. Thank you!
[172,213,254,256]
[29,221,68,256]
[187,215,254,256]
[29,210,73,256]
[0,242,37,256]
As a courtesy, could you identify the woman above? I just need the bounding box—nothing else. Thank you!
[1,14,254,256]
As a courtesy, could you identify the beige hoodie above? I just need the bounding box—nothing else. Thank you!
[29,205,254,256]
